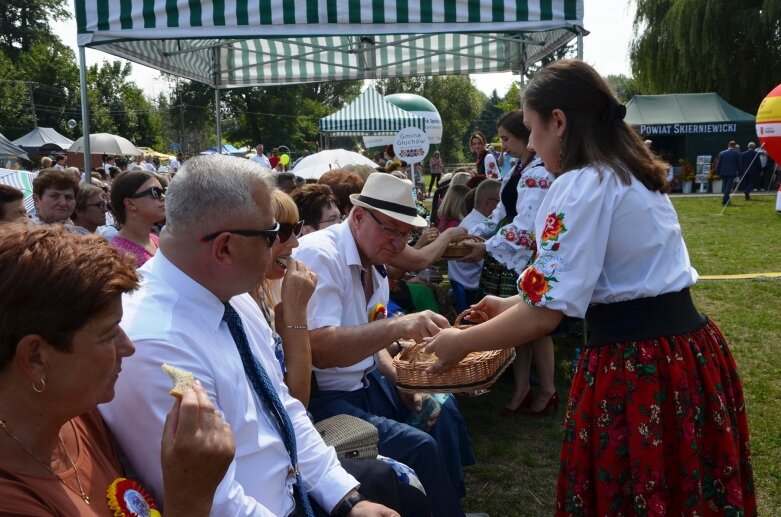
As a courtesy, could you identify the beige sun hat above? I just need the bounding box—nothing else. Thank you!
[349,173,427,227]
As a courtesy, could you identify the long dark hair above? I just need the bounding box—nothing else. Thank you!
[497,110,530,142]
[524,60,669,193]
[110,170,155,224]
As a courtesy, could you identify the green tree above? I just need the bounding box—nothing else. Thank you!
[0,54,33,138]
[471,90,504,144]
[605,74,640,104]
[422,76,483,163]
[14,40,80,138]
[87,61,164,148]
[496,82,521,113]
[0,0,69,62]
[631,0,780,113]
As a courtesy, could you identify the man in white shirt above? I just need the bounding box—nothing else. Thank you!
[294,173,474,517]
[170,152,183,173]
[448,179,501,313]
[100,155,395,517]
[143,154,158,172]
[250,143,272,168]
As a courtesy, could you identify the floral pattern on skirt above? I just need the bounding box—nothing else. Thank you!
[556,318,755,517]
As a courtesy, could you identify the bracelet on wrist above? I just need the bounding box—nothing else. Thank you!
[283,324,308,330]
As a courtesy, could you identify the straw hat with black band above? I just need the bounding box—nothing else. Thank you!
[349,173,427,228]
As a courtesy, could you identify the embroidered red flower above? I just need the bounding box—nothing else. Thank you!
[503,229,517,242]
[726,477,743,507]
[542,212,566,241]
[524,177,538,187]
[519,267,549,304]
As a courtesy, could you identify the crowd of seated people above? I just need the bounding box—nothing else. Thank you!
[3,81,756,517]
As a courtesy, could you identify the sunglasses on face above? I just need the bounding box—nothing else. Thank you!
[277,220,303,243]
[130,186,166,199]
[200,222,280,248]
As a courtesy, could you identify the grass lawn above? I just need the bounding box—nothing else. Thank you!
[455,194,781,516]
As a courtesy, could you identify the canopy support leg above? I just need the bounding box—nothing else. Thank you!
[79,47,92,182]
[215,88,222,154]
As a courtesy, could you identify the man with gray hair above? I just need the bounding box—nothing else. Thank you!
[101,155,396,517]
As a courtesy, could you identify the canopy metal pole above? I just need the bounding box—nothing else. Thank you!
[577,28,584,60]
[215,87,222,154]
[78,47,92,182]
[213,49,222,154]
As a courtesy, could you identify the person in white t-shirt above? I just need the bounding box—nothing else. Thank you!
[250,143,272,168]
[425,59,755,517]
[170,152,183,173]
[447,179,500,312]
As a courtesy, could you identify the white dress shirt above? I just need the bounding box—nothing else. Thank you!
[518,165,699,318]
[293,221,385,392]
[250,153,271,169]
[99,251,357,517]
[447,209,487,289]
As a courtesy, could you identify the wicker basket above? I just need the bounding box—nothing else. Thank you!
[393,310,515,394]
[440,235,484,259]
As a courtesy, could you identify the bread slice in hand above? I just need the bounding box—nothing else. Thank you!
[161,363,195,398]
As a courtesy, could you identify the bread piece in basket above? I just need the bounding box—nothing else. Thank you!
[393,310,515,394]
[440,235,485,260]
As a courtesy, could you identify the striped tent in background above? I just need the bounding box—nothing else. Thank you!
[75,0,585,88]
[0,169,38,214]
[320,87,425,137]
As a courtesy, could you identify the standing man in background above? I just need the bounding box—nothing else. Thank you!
[716,140,741,205]
[250,143,272,168]
[740,142,762,200]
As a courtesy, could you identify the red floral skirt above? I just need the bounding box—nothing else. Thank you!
[556,318,756,517]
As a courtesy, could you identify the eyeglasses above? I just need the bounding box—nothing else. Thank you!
[130,186,166,199]
[86,201,108,211]
[313,214,343,226]
[364,209,415,242]
[278,220,303,243]
[200,222,280,248]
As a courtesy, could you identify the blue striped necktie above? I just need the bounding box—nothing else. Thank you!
[222,303,314,517]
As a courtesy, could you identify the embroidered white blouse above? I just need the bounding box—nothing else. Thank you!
[518,165,699,319]
[485,158,555,274]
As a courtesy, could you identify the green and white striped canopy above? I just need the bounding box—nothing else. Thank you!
[320,87,425,135]
[76,0,584,88]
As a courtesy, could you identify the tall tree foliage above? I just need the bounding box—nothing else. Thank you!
[631,0,780,113]
[0,0,69,62]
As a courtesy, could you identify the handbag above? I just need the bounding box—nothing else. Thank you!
[314,414,379,460]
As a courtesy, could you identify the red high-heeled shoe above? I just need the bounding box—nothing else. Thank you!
[519,392,560,417]
[498,390,533,417]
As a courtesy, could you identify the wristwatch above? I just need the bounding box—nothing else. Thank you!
[334,493,366,517]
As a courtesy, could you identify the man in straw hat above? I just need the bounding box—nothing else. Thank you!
[294,173,476,517]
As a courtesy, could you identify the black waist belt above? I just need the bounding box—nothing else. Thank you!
[585,288,706,348]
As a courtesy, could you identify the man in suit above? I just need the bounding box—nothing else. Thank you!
[740,142,762,200]
[716,140,741,205]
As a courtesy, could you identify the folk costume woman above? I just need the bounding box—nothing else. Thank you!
[425,60,755,516]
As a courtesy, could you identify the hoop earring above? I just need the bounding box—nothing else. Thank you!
[32,378,46,393]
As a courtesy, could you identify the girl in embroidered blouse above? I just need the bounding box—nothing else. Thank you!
[466,110,558,417]
[425,60,755,516]
[469,131,499,181]
[110,170,165,268]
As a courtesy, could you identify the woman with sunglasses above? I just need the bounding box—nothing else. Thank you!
[253,189,315,404]
[110,170,166,268]
[72,184,108,234]
[255,190,430,516]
